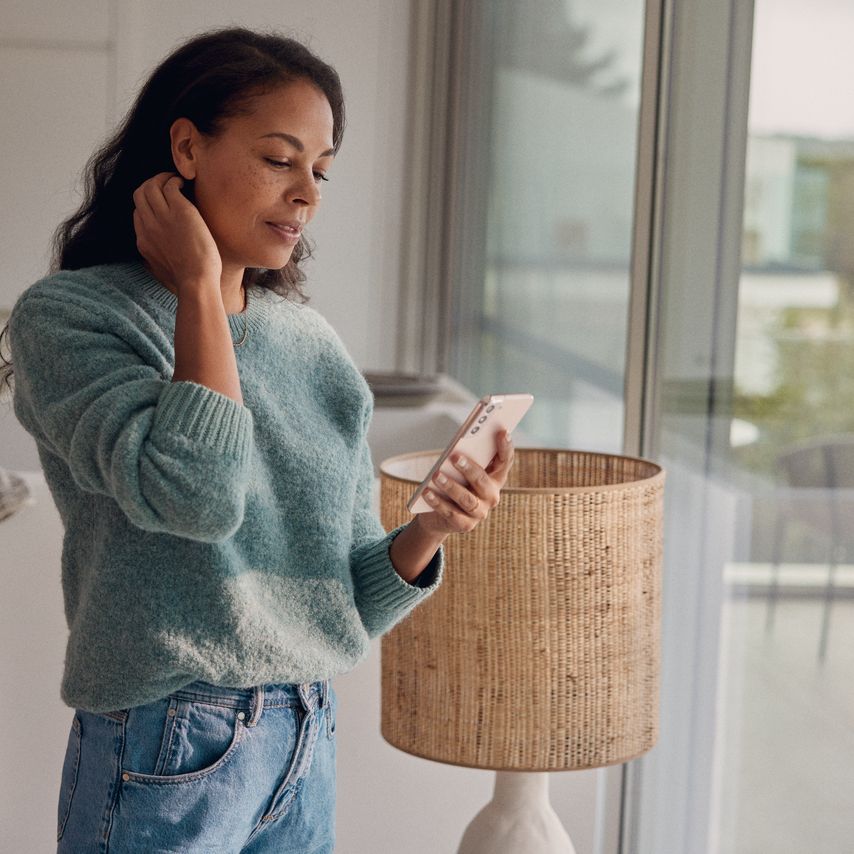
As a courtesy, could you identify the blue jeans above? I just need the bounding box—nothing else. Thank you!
[56,679,336,853]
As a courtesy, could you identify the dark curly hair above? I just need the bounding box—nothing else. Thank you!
[0,25,345,397]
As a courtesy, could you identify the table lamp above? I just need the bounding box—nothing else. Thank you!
[379,447,666,854]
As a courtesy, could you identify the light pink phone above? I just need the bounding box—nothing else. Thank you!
[407,393,534,514]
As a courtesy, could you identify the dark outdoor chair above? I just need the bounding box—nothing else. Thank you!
[766,433,854,661]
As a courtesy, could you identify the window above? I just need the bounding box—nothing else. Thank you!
[444,0,646,456]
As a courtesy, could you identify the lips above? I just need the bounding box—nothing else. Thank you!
[266,221,303,236]
[265,221,303,246]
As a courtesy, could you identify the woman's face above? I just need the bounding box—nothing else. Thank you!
[176,78,336,273]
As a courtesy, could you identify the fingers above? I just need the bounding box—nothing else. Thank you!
[150,173,184,214]
[498,429,514,463]
[430,459,497,519]
[421,487,479,533]
[133,172,182,218]
[422,431,518,536]
[132,177,168,255]
[162,174,190,209]
[132,181,155,221]
[451,452,499,502]
[487,430,515,475]
[432,471,485,516]
[132,174,190,257]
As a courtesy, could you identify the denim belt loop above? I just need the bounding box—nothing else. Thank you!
[297,681,311,711]
[321,678,329,709]
[247,684,264,728]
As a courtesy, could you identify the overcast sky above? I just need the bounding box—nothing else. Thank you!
[568,0,854,141]
[749,0,854,139]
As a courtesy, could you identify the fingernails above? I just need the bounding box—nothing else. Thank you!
[456,455,468,469]
[436,472,448,485]
[424,489,437,503]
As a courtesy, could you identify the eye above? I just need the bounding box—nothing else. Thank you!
[265,158,329,183]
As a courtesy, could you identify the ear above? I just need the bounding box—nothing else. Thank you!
[169,117,203,180]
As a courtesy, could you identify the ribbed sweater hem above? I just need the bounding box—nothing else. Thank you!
[352,523,445,609]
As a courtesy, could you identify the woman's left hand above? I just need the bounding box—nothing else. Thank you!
[416,430,516,537]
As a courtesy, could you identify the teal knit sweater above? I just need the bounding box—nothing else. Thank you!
[8,262,444,713]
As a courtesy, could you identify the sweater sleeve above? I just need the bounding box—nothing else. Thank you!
[349,435,444,639]
[8,291,253,543]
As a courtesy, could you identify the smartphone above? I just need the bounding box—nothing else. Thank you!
[407,393,534,513]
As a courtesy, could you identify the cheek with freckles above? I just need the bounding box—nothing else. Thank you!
[239,164,293,228]
[202,164,270,246]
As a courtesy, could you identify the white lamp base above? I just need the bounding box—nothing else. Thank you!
[456,771,577,854]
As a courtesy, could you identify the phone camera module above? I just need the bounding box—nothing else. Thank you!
[478,415,487,424]
[471,426,480,434]
[486,405,495,413]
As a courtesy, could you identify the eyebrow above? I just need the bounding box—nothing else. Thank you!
[258,132,335,158]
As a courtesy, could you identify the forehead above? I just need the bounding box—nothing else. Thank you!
[229,80,335,151]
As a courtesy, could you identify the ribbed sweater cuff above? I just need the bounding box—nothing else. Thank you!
[152,380,254,463]
[352,523,445,608]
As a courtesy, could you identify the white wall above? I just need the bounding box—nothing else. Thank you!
[0,3,602,852]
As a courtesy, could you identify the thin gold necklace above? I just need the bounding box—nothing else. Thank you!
[234,285,248,348]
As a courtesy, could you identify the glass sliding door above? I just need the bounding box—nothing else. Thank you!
[628,0,854,851]
[715,0,854,849]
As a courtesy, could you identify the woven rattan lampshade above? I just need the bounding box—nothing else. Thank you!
[379,447,666,772]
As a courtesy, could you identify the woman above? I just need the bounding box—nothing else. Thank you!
[1,26,515,853]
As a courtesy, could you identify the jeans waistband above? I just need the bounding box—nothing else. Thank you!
[171,678,330,728]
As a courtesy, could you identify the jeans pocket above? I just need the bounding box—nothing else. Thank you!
[56,713,81,842]
[120,696,246,785]
[326,686,336,739]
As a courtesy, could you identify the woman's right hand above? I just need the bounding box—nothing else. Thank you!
[132,172,222,292]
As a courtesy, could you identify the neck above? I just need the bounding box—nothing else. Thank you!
[220,262,248,314]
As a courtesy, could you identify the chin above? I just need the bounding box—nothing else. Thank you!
[242,250,296,271]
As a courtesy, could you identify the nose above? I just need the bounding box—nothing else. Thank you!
[288,169,322,207]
